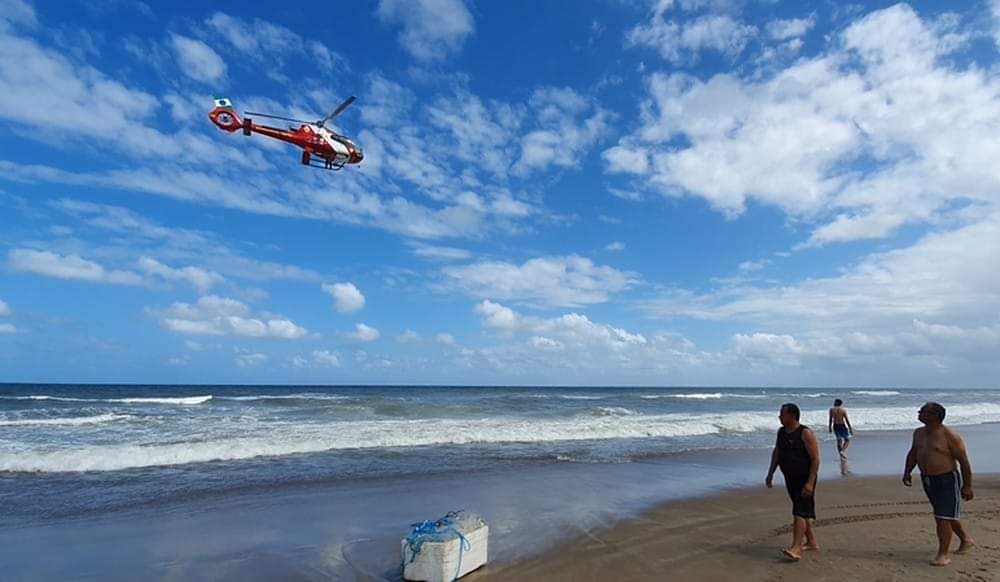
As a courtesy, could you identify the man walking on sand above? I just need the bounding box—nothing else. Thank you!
[766,403,821,561]
[828,398,854,458]
[903,402,975,566]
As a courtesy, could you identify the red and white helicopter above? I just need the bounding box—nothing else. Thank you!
[208,96,363,170]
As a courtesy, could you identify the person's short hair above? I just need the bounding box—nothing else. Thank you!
[834,398,843,406]
[923,402,946,421]
[781,402,801,421]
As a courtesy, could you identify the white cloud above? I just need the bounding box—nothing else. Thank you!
[642,211,1000,368]
[0,0,36,30]
[49,199,321,283]
[765,16,815,41]
[0,323,18,334]
[516,87,610,174]
[605,241,626,252]
[612,4,998,244]
[444,255,636,307]
[603,145,650,175]
[157,295,308,339]
[376,0,474,61]
[169,33,226,83]
[0,297,15,334]
[407,241,472,262]
[137,257,224,292]
[627,12,757,64]
[322,282,365,313]
[311,349,341,366]
[434,332,456,345]
[0,299,9,317]
[349,323,380,342]
[397,329,422,343]
[8,248,143,285]
[205,12,345,76]
[737,259,769,272]
[236,352,268,367]
[465,300,717,376]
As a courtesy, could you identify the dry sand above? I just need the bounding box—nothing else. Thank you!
[474,475,1000,582]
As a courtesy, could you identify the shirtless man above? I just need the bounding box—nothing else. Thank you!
[902,402,975,566]
[828,399,853,458]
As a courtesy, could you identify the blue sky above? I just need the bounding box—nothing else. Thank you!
[1,0,999,386]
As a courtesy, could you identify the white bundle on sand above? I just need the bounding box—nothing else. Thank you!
[402,511,489,582]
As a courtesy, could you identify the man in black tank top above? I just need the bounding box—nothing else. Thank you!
[766,402,821,561]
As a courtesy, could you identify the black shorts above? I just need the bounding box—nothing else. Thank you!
[921,471,962,520]
[784,473,816,519]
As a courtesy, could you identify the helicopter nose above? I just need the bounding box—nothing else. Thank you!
[353,149,364,163]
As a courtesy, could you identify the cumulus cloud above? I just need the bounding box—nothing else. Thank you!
[8,248,143,285]
[235,352,268,367]
[516,87,610,174]
[322,282,365,313]
[464,300,714,377]
[205,12,345,76]
[137,257,224,292]
[643,211,1000,369]
[627,11,757,64]
[169,33,226,83]
[605,241,626,252]
[376,0,474,61]
[311,349,341,366]
[0,299,9,317]
[612,4,999,245]
[156,295,308,339]
[765,16,815,41]
[444,255,636,307]
[349,323,380,342]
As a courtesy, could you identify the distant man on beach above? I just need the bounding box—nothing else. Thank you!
[903,402,975,566]
[766,403,821,561]
[828,399,854,458]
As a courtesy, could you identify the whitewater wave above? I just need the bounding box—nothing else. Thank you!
[851,391,902,396]
[589,406,638,416]
[0,413,131,427]
[0,395,212,405]
[215,394,350,402]
[5,402,1000,473]
[639,392,770,400]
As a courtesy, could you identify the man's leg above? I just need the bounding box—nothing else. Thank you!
[803,519,819,551]
[951,520,976,554]
[783,516,807,560]
[932,518,953,566]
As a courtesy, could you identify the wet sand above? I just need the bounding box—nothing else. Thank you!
[475,475,1000,582]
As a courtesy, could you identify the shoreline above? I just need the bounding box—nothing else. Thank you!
[475,474,1000,582]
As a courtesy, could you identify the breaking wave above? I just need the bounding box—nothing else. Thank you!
[0,413,130,427]
[0,395,212,405]
[5,402,1000,473]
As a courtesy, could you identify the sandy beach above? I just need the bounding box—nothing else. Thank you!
[476,475,1000,582]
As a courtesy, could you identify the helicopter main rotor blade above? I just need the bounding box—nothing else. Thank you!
[318,96,356,126]
[245,111,313,125]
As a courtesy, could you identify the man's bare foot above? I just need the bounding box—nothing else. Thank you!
[930,554,951,566]
[781,548,801,561]
[803,544,820,552]
[956,539,976,555]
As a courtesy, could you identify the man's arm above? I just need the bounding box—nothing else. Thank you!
[845,410,853,434]
[902,429,918,486]
[828,408,833,432]
[766,446,779,487]
[948,429,974,500]
[802,428,820,496]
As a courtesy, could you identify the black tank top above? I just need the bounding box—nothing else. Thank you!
[776,425,811,476]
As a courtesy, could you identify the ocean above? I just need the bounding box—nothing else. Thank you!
[2,384,998,521]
